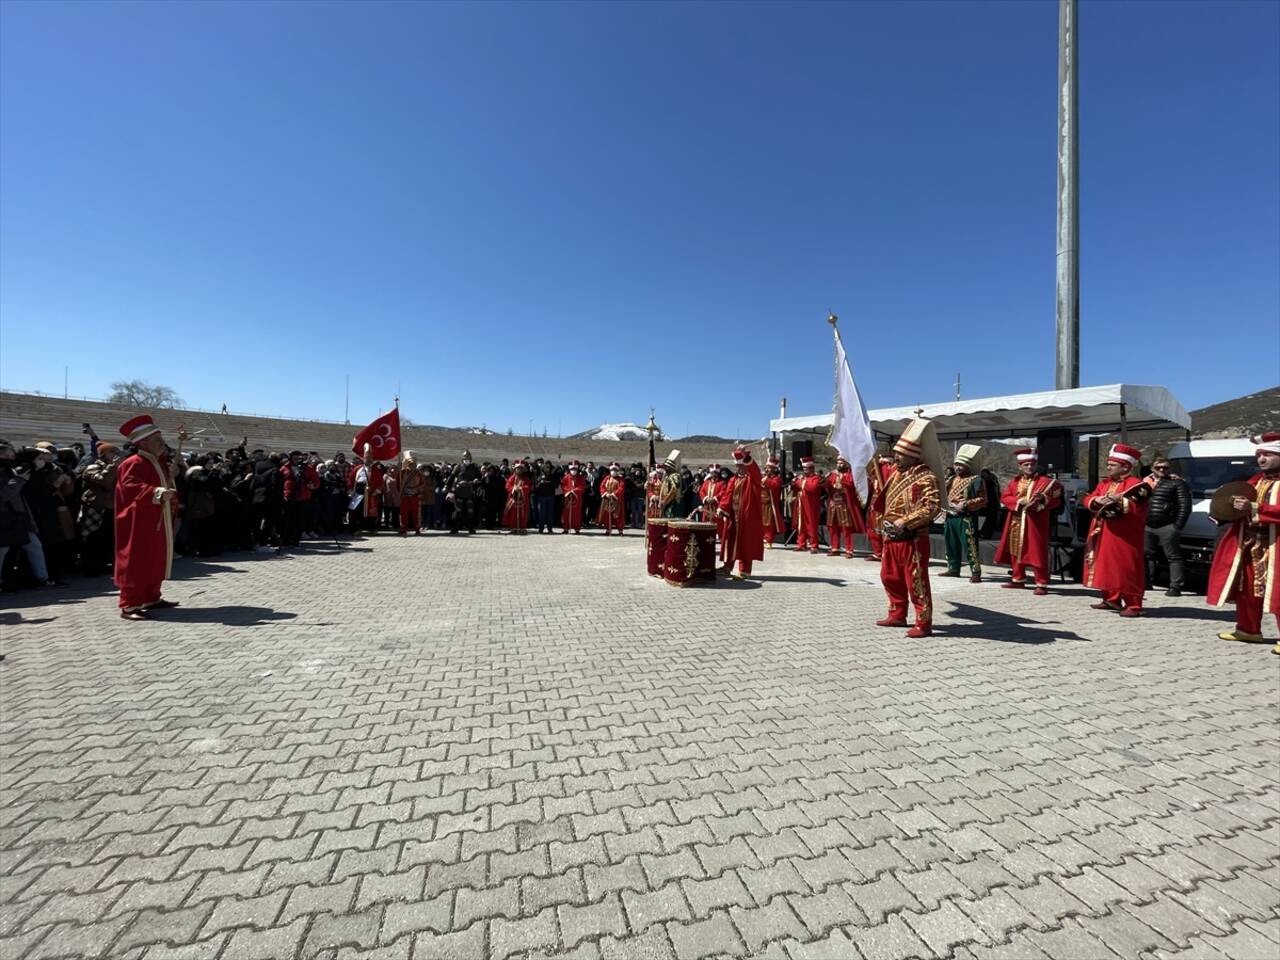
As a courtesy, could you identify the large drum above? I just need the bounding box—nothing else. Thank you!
[645,518,670,577]
[663,521,717,587]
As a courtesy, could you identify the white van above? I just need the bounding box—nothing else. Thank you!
[1166,438,1257,572]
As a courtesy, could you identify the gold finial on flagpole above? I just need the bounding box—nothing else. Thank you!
[827,309,838,327]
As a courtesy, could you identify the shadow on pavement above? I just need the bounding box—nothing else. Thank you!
[749,575,847,587]
[153,605,297,627]
[0,611,56,627]
[1135,605,1235,622]
[937,601,1089,644]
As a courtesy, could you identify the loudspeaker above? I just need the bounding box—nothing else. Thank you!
[1036,428,1075,474]
[791,440,813,464]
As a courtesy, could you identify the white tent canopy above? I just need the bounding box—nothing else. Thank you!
[771,384,1190,442]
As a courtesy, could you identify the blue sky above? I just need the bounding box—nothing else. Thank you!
[1,0,1276,438]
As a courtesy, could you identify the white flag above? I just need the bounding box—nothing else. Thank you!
[828,326,876,502]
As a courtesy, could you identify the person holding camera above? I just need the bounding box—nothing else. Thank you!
[0,441,55,589]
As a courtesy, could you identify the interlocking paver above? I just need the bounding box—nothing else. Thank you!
[1,534,1277,960]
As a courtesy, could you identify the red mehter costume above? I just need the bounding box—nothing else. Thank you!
[561,462,587,532]
[791,459,822,552]
[717,447,763,577]
[644,469,665,520]
[503,464,532,533]
[877,419,943,638]
[994,448,1063,591]
[761,457,786,546]
[114,415,177,613]
[865,455,894,560]
[1083,443,1149,614]
[597,466,626,534]
[700,466,725,538]
[398,456,424,535]
[824,462,866,558]
[1207,433,1280,644]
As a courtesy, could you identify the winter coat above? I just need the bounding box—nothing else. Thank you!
[1146,475,1192,530]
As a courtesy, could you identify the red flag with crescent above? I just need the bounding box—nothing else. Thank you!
[353,408,401,461]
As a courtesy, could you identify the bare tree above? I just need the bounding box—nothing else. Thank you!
[108,380,185,409]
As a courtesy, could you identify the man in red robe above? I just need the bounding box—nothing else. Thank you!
[114,415,180,620]
[597,463,626,535]
[790,457,822,553]
[1208,432,1280,653]
[995,447,1063,594]
[864,453,894,561]
[1083,442,1150,616]
[824,456,865,558]
[716,446,763,579]
[761,456,786,548]
[699,465,725,540]
[397,452,425,536]
[503,460,532,534]
[644,467,664,520]
[876,419,943,638]
[561,460,587,533]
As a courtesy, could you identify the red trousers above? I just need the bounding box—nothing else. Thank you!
[399,496,421,533]
[721,527,753,575]
[119,581,162,611]
[1101,588,1142,610]
[829,526,856,555]
[1234,565,1277,635]
[1011,560,1049,587]
[881,535,932,627]
[866,510,884,557]
[763,523,783,545]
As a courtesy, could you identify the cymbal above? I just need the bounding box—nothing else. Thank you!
[1210,481,1256,522]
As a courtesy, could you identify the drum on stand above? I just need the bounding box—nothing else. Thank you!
[645,518,670,577]
[663,521,717,587]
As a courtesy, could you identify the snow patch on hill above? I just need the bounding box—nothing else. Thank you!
[572,422,667,442]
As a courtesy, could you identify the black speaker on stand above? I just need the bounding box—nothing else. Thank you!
[1036,428,1075,475]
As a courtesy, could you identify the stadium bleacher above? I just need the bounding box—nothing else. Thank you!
[0,391,735,464]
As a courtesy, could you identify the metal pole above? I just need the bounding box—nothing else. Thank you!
[1055,0,1080,390]
[955,373,961,401]
[345,375,350,424]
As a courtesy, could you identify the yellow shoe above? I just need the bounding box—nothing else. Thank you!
[1273,642,1280,656]
[1218,629,1267,643]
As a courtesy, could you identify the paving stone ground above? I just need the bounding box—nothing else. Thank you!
[1,529,1278,960]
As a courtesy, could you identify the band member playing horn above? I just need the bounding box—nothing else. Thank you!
[1208,432,1280,652]
[876,418,943,638]
[995,447,1062,593]
[598,463,627,535]
[502,460,532,534]
[716,446,763,579]
[761,455,786,548]
[561,460,587,533]
[1083,442,1150,616]
[824,455,865,558]
[940,444,987,582]
[791,457,822,553]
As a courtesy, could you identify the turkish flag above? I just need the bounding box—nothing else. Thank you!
[353,408,401,461]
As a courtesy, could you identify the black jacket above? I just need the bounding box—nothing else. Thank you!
[1146,475,1192,530]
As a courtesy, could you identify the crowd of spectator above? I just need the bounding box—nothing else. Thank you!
[0,422,1195,595]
